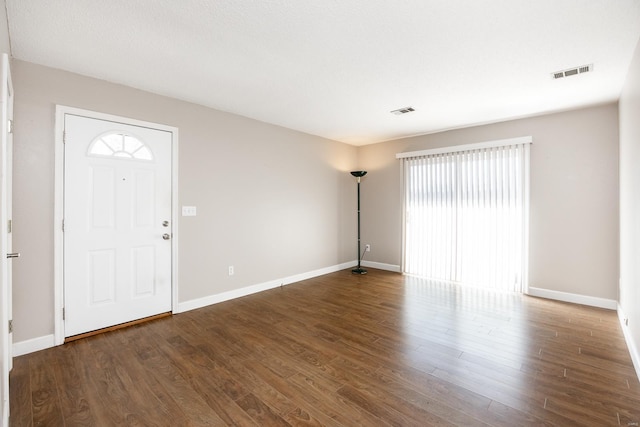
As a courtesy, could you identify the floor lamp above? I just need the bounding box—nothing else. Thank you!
[351,171,367,274]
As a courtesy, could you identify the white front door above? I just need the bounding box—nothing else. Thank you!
[0,53,14,427]
[63,114,173,338]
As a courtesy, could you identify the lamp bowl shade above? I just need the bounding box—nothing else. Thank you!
[350,171,367,177]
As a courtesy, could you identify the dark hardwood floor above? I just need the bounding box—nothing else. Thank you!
[9,269,640,426]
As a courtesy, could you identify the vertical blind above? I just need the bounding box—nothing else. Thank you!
[398,138,530,292]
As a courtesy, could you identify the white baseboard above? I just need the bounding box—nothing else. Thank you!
[176,261,355,313]
[13,334,55,357]
[176,278,281,313]
[618,305,640,382]
[282,261,356,285]
[526,287,617,310]
[361,260,401,273]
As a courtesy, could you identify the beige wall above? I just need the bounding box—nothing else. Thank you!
[11,60,357,342]
[359,104,620,300]
[619,37,640,364]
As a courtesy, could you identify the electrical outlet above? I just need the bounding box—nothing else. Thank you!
[228,266,234,276]
[365,244,371,252]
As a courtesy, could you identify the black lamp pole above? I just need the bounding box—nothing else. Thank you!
[351,171,367,274]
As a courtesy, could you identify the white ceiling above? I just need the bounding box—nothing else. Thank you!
[6,0,640,145]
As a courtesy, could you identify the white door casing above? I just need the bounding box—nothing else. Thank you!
[60,110,178,338]
[0,53,13,427]
[5,61,12,375]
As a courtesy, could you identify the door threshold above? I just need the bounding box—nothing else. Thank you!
[64,312,172,343]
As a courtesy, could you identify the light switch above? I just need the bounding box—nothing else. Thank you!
[182,206,197,216]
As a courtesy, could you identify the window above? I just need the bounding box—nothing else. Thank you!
[88,132,153,161]
[397,137,531,292]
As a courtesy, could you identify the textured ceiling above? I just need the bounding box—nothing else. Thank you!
[6,0,640,145]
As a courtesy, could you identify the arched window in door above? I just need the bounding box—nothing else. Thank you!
[88,132,153,161]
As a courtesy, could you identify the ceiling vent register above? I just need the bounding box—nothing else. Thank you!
[552,64,593,79]
[391,107,415,115]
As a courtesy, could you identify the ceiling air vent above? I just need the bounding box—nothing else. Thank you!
[391,106,415,115]
[552,64,593,79]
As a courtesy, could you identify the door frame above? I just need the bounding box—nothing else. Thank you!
[1,52,13,427]
[54,106,179,345]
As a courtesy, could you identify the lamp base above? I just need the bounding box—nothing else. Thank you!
[351,267,368,275]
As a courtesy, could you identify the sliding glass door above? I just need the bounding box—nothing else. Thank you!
[399,138,530,292]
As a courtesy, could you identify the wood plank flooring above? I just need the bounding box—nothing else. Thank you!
[9,269,640,426]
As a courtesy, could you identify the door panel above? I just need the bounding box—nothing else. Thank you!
[90,166,116,228]
[133,170,155,227]
[64,114,172,338]
[132,245,155,297]
[88,249,116,304]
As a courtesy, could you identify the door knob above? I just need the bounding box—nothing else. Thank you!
[162,234,171,240]
[6,253,20,259]
[162,221,169,227]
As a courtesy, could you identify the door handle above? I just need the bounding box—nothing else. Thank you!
[162,234,171,240]
[6,252,20,259]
